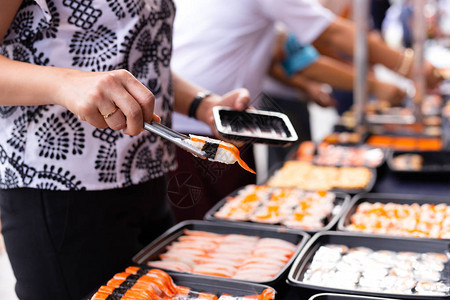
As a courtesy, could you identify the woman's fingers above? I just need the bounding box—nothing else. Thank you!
[104,78,143,135]
[118,70,156,124]
[91,70,158,135]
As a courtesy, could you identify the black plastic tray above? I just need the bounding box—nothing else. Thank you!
[288,231,450,300]
[290,142,389,169]
[264,161,377,195]
[84,271,274,300]
[387,150,450,174]
[337,193,450,239]
[212,106,298,145]
[204,186,351,234]
[309,293,401,300]
[132,220,309,287]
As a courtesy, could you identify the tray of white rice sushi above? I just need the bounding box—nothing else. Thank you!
[308,293,401,300]
[288,231,450,299]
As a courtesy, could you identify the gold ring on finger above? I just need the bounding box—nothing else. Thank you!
[103,107,119,119]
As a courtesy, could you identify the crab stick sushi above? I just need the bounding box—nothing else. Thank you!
[186,135,255,174]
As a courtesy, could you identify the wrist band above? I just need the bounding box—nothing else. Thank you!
[188,91,212,119]
[397,48,414,77]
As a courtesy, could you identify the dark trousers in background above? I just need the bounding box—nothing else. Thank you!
[168,143,256,222]
[262,93,312,170]
[0,177,173,300]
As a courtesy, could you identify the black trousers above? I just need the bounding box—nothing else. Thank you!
[0,177,174,300]
[168,141,256,222]
[262,93,312,170]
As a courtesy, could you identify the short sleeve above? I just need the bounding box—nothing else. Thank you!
[258,0,336,45]
[281,34,319,76]
[34,0,52,22]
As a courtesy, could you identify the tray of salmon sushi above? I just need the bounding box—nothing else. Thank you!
[204,185,351,234]
[294,141,388,169]
[288,231,450,299]
[337,193,450,240]
[86,265,276,300]
[132,220,309,287]
[308,293,401,300]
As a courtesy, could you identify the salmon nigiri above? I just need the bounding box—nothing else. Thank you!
[186,135,255,174]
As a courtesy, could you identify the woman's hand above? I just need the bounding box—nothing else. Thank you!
[195,88,250,128]
[371,80,407,106]
[303,81,336,107]
[423,62,444,90]
[54,68,159,136]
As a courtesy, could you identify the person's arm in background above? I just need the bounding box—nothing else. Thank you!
[258,0,443,89]
[268,63,336,108]
[312,17,443,88]
[270,32,405,106]
[172,73,250,128]
[296,56,405,105]
[0,0,158,136]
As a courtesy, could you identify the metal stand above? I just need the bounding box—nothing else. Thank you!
[353,0,370,135]
[412,0,426,124]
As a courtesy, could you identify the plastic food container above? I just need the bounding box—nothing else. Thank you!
[293,141,388,169]
[387,150,450,174]
[265,161,377,195]
[83,271,275,300]
[132,220,309,287]
[287,231,450,299]
[308,293,401,300]
[337,193,450,240]
[212,106,298,145]
[204,185,351,234]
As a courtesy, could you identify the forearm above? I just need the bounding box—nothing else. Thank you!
[0,55,64,106]
[172,72,250,126]
[313,18,403,71]
[299,56,379,92]
[268,63,309,91]
[172,72,207,115]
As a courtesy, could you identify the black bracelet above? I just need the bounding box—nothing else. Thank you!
[188,91,212,119]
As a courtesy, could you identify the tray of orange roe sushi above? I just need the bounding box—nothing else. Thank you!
[87,265,276,300]
[132,220,309,287]
[337,193,450,240]
[204,185,350,233]
[288,231,450,299]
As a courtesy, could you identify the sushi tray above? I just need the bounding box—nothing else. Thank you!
[85,265,275,300]
[308,293,401,300]
[132,220,309,287]
[287,231,450,299]
[366,135,443,151]
[265,160,376,194]
[212,106,298,145]
[337,193,450,240]
[204,184,351,234]
[387,150,450,174]
[294,141,387,168]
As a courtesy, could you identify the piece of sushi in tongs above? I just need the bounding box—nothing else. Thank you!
[144,122,255,174]
[185,134,255,174]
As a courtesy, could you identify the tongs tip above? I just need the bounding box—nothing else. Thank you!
[143,122,207,159]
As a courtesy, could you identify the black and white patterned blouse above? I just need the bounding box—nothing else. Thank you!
[0,0,176,190]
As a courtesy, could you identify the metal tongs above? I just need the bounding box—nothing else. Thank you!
[143,122,207,159]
